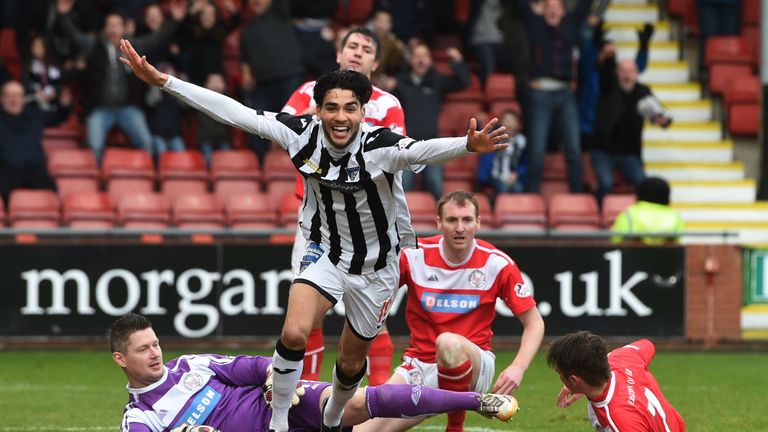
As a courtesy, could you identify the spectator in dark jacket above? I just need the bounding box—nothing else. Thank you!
[392,43,470,200]
[592,47,672,204]
[56,0,186,163]
[179,0,241,86]
[0,80,71,203]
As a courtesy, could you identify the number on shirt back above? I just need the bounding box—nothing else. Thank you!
[644,387,672,432]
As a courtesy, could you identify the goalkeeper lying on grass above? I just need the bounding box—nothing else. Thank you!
[110,313,518,432]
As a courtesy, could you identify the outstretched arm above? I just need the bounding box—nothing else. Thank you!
[119,39,299,149]
[492,307,544,394]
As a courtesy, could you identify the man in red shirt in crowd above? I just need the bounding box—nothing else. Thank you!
[356,190,545,432]
[547,330,685,432]
[282,27,415,385]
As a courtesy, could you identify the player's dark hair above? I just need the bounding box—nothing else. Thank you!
[636,176,671,205]
[313,69,372,108]
[546,331,611,387]
[437,190,480,218]
[108,313,153,353]
[339,27,382,60]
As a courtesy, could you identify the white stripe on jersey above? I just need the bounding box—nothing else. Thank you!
[163,76,469,274]
[408,244,508,291]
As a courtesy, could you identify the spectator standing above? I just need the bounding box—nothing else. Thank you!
[592,46,671,203]
[547,331,685,431]
[145,63,186,158]
[395,44,471,200]
[179,0,241,86]
[55,0,186,163]
[0,80,71,203]
[478,110,526,194]
[611,177,684,245]
[354,191,544,432]
[197,73,232,165]
[23,34,67,112]
[369,10,407,81]
[515,0,591,193]
[239,0,305,165]
[290,0,338,77]
[467,0,506,87]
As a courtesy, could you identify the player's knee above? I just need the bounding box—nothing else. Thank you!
[280,327,309,350]
[435,333,468,366]
[336,357,367,384]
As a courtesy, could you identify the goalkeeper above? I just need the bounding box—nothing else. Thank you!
[109,313,518,432]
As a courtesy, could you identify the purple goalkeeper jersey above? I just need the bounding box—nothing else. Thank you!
[120,354,330,432]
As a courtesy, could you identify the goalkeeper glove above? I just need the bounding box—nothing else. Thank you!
[263,373,306,408]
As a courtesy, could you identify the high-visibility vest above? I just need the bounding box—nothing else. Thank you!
[611,200,684,245]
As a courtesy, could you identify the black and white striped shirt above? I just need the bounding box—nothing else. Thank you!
[164,76,471,274]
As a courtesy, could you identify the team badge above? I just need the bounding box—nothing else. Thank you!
[408,369,423,386]
[468,270,486,288]
[411,385,422,406]
[395,138,413,150]
[514,283,531,297]
[183,373,204,391]
[346,166,360,181]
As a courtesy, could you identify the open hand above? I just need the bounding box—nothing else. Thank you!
[119,39,168,87]
[465,117,508,153]
[556,385,584,408]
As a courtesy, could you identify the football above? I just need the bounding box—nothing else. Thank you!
[497,395,519,421]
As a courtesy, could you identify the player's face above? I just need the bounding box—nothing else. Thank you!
[318,89,364,149]
[438,200,480,254]
[337,32,379,78]
[114,327,164,388]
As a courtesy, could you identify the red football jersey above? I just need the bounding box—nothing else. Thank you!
[588,339,685,432]
[399,235,537,363]
[283,81,407,200]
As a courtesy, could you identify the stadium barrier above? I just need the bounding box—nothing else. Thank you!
[0,230,741,343]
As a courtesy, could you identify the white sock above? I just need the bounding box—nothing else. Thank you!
[268,340,304,432]
[323,361,366,427]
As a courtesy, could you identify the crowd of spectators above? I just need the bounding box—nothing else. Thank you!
[0,0,686,219]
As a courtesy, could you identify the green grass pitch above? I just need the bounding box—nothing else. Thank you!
[0,348,766,431]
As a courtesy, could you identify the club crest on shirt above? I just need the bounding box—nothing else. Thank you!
[183,372,204,391]
[346,166,360,181]
[407,368,423,386]
[468,270,486,288]
[515,283,532,298]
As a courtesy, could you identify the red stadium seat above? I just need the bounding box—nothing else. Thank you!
[741,26,760,66]
[8,189,61,228]
[601,194,636,228]
[405,191,438,230]
[62,192,115,229]
[548,193,600,230]
[42,137,79,157]
[107,178,155,203]
[723,75,760,108]
[159,150,208,181]
[172,193,224,228]
[225,192,277,229]
[445,73,483,103]
[263,149,296,183]
[335,0,373,25]
[540,180,570,204]
[484,73,516,103]
[48,149,99,179]
[543,152,567,182]
[278,193,302,227]
[444,153,479,182]
[443,180,473,195]
[0,28,21,79]
[211,150,261,183]
[742,0,759,27]
[488,100,522,119]
[266,180,296,209]
[214,180,261,205]
[704,36,753,68]
[118,192,170,229]
[708,63,753,95]
[728,103,760,136]
[438,101,484,136]
[102,148,155,181]
[494,193,546,232]
[162,179,209,202]
[56,177,100,200]
[473,193,494,228]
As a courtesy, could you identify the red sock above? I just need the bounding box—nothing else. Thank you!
[366,331,394,385]
[300,328,324,381]
[437,359,473,432]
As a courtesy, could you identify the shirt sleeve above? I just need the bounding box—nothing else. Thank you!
[122,410,154,432]
[163,75,300,151]
[367,130,471,173]
[380,96,407,136]
[205,354,272,387]
[610,409,652,432]
[282,81,314,115]
[499,258,537,315]
[621,339,656,368]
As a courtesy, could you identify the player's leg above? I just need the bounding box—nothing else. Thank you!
[435,332,486,432]
[323,322,372,430]
[290,225,326,381]
[350,372,425,432]
[366,323,394,385]
[270,281,333,431]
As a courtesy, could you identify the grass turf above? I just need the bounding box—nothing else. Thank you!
[0,349,766,431]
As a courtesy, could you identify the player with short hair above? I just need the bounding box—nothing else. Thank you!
[547,330,685,432]
[355,190,545,432]
[110,313,518,432]
[282,26,413,385]
[119,40,508,432]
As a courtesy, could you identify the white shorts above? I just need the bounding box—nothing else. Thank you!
[290,223,306,277]
[294,241,399,340]
[394,346,496,393]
